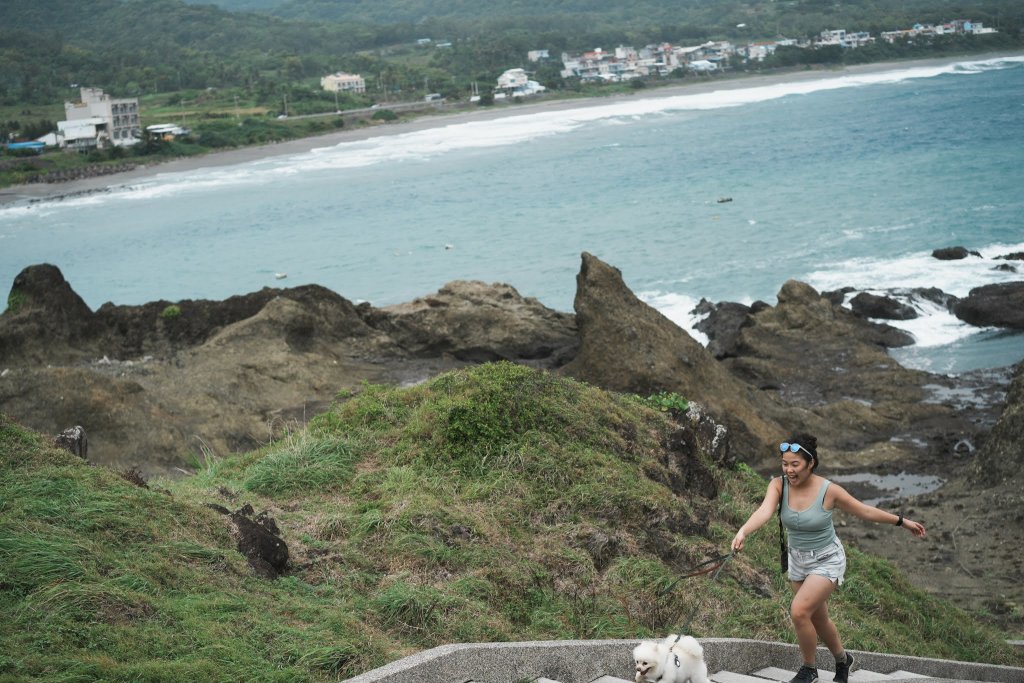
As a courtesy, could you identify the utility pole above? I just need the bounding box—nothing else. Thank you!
[283,93,289,117]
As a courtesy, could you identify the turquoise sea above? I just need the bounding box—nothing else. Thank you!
[2,55,1023,374]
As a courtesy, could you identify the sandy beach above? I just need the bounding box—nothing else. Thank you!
[1,52,1018,207]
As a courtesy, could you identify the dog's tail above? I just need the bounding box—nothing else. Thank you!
[670,635,704,659]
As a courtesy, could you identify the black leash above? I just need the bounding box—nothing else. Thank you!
[659,551,735,642]
[658,551,734,597]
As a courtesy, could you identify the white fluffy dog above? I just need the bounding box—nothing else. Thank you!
[632,634,709,683]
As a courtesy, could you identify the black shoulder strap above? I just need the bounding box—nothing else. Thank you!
[778,476,787,554]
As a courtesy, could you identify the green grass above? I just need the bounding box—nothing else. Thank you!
[0,365,1020,681]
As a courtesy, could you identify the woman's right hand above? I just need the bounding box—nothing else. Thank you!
[731,529,746,552]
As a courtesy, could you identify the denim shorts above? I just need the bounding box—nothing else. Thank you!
[788,538,846,586]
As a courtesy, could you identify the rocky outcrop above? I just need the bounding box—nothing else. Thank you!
[361,280,578,365]
[848,292,918,320]
[692,299,760,359]
[969,361,1024,486]
[0,265,575,473]
[558,252,785,460]
[932,246,981,260]
[208,503,289,580]
[2,264,97,358]
[0,260,1014,477]
[53,425,88,459]
[705,279,996,467]
[952,281,1024,329]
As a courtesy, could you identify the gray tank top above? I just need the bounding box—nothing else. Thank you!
[781,479,837,550]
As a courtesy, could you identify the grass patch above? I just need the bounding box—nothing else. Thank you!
[1,363,1020,680]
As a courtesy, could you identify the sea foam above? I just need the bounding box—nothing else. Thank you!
[5,54,1020,216]
[807,240,1024,347]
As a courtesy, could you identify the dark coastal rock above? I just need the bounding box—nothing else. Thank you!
[969,362,1024,486]
[848,292,918,320]
[994,263,1018,273]
[0,272,375,365]
[910,287,958,310]
[6,264,94,322]
[209,503,289,580]
[361,280,577,366]
[692,299,753,358]
[0,265,578,473]
[52,425,88,459]
[559,252,784,461]
[653,402,734,500]
[0,366,189,472]
[713,279,981,457]
[995,252,1024,261]
[92,283,384,360]
[822,287,855,306]
[952,282,1024,329]
[1,264,97,363]
[932,246,981,260]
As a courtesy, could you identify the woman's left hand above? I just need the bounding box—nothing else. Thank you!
[903,518,926,538]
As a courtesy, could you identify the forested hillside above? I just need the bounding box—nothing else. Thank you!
[198,0,1024,33]
[3,0,1022,107]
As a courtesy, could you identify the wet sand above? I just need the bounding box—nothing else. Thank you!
[1,53,1017,207]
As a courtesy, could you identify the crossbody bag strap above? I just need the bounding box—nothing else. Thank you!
[778,476,788,571]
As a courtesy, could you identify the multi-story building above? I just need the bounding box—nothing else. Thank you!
[62,87,140,148]
[815,29,874,48]
[321,72,366,94]
[495,68,547,97]
[882,20,997,42]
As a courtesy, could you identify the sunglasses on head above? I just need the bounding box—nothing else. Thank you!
[780,442,815,457]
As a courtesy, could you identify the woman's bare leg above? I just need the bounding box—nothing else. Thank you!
[790,576,837,665]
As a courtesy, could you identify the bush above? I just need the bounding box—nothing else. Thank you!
[371,109,398,121]
[643,391,689,414]
[159,304,181,320]
[5,288,27,314]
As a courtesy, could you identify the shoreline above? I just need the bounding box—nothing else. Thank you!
[0,52,1019,207]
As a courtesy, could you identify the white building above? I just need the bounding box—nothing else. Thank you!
[816,29,874,48]
[495,68,547,97]
[57,118,107,151]
[321,72,366,94]
[61,87,140,148]
[146,123,191,140]
[688,60,718,72]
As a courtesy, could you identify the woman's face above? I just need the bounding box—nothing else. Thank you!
[781,453,812,484]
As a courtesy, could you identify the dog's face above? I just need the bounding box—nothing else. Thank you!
[633,641,665,682]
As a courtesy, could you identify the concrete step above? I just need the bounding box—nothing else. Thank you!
[753,665,903,681]
[713,671,784,682]
[511,668,945,683]
[529,677,634,683]
[886,672,930,679]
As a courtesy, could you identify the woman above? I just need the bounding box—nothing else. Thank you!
[731,433,926,683]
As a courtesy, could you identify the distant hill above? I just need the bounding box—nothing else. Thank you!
[2,0,1021,107]
[192,0,1024,36]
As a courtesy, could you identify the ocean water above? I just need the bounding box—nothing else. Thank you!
[2,55,1022,374]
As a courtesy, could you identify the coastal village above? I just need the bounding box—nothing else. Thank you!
[8,18,997,152]
[551,18,995,84]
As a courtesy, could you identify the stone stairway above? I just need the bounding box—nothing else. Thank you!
[483,665,950,682]
[343,638,1024,683]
